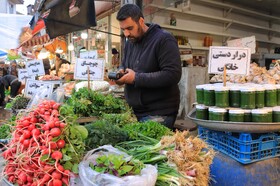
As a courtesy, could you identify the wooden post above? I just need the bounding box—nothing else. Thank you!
[223,65,226,87]
[87,66,90,90]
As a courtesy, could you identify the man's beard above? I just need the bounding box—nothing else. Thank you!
[127,24,145,43]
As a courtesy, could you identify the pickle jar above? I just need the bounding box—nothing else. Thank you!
[208,106,216,120]
[196,85,205,104]
[196,104,208,120]
[229,109,244,122]
[214,86,229,108]
[251,109,269,123]
[255,86,265,108]
[211,108,227,121]
[243,109,252,122]
[262,107,273,122]
[203,85,215,106]
[273,106,280,122]
[275,84,280,106]
[229,86,240,108]
[240,87,256,109]
[265,85,277,107]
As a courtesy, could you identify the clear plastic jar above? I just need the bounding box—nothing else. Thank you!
[273,106,280,122]
[255,86,265,108]
[240,87,256,109]
[196,85,205,104]
[243,109,252,122]
[229,109,244,122]
[211,108,227,121]
[214,87,229,108]
[208,106,216,120]
[196,104,208,120]
[275,84,280,106]
[252,109,269,123]
[265,85,277,107]
[229,86,240,108]
[262,107,273,122]
[203,85,215,106]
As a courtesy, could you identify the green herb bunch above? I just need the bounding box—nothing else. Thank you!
[89,154,144,177]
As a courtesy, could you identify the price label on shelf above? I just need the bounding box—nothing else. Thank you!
[26,59,45,76]
[24,80,54,98]
[208,46,251,75]
[74,58,105,80]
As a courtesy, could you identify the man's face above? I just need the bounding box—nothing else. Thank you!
[119,17,145,43]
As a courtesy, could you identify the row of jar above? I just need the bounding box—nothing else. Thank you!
[196,104,280,123]
[196,83,280,109]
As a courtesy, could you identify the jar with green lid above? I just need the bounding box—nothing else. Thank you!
[229,86,240,108]
[275,85,280,106]
[196,85,205,104]
[262,107,273,122]
[265,85,277,107]
[196,104,208,120]
[243,109,252,122]
[255,86,265,108]
[229,109,244,122]
[203,85,215,106]
[252,109,269,123]
[273,106,280,122]
[240,88,256,109]
[214,87,229,108]
[211,108,227,121]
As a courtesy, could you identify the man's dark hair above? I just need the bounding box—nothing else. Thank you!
[10,81,21,98]
[56,53,61,58]
[116,4,143,22]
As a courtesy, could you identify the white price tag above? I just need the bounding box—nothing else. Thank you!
[18,69,35,83]
[208,46,251,75]
[24,80,54,98]
[74,58,105,80]
[26,60,45,76]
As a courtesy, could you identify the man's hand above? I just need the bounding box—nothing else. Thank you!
[115,68,135,85]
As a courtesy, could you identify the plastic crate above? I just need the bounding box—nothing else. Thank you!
[198,127,280,164]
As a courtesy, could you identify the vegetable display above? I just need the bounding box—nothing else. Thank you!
[2,100,87,186]
[5,95,30,115]
[66,87,128,117]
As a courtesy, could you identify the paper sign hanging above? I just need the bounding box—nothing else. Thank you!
[208,46,251,75]
[74,58,105,80]
[18,69,35,83]
[26,59,45,76]
[227,36,256,54]
[24,80,54,98]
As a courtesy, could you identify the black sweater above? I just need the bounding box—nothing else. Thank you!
[121,24,182,117]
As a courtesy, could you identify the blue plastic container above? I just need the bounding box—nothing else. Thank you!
[210,153,280,186]
[198,127,280,164]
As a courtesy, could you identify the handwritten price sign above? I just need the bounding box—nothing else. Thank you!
[80,50,98,59]
[74,58,105,80]
[26,60,45,76]
[18,69,35,83]
[208,46,251,75]
[24,80,54,98]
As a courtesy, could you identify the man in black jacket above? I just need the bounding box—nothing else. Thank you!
[114,4,182,129]
[0,75,21,106]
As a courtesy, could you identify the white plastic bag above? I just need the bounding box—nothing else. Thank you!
[78,145,158,186]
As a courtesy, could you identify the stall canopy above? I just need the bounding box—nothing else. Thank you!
[0,13,32,49]
[36,0,97,39]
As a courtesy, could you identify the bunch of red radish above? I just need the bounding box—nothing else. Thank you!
[2,100,71,186]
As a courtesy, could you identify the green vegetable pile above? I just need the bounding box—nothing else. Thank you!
[0,115,16,139]
[84,120,128,150]
[122,120,173,140]
[5,95,30,115]
[89,154,144,177]
[66,88,128,117]
[101,112,137,127]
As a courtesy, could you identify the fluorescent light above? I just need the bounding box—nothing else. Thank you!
[68,43,74,51]
[81,32,88,39]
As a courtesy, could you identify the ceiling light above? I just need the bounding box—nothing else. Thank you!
[72,33,78,39]
[55,47,63,54]
[68,43,74,51]
[81,32,88,39]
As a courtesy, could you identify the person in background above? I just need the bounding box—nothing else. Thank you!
[112,48,120,70]
[43,58,51,75]
[53,54,71,75]
[8,60,18,77]
[114,4,182,129]
[0,60,8,77]
[0,75,21,106]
